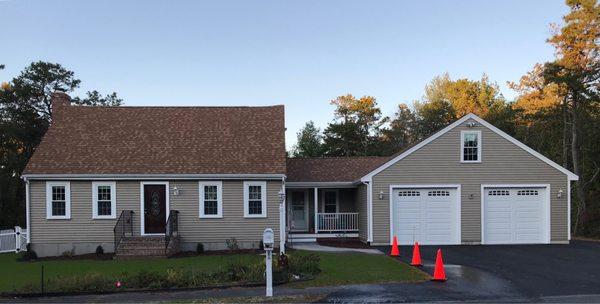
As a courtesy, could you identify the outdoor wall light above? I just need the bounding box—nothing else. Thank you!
[378,191,385,200]
[172,187,180,196]
[558,189,563,198]
[469,193,474,199]
[278,190,285,201]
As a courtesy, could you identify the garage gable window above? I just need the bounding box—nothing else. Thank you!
[461,130,482,163]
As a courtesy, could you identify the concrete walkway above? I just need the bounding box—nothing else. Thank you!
[291,242,383,254]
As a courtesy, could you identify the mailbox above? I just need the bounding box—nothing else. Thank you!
[263,228,274,250]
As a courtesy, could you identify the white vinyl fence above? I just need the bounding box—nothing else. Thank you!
[0,226,27,253]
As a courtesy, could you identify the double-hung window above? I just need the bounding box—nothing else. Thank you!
[199,181,223,218]
[243,181,267,218]
[46,182,71,219]
[92,182,116,219]
[461,130,482,163]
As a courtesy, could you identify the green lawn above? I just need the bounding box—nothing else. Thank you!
[0,250,427,293]
[288,250,429,287]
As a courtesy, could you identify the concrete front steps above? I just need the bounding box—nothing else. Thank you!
[115,236,180,259]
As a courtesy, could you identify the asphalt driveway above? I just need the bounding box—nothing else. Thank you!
[378,240,600,299]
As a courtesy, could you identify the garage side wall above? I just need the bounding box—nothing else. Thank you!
[371,118,569,245]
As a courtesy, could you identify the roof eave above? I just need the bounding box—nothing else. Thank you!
[22,173,286,180]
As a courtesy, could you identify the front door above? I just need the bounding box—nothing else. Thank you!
[290,190,308,231]
[144,184,167,234]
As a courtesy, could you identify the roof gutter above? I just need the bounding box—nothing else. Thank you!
[22,173,286,181]
[285,181,359,188]
[21,176,30,244]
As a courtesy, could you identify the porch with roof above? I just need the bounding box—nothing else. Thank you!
[286,186,359,241]
[285,156,390,243]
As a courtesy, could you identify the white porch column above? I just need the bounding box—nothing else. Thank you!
[314,188,318,234]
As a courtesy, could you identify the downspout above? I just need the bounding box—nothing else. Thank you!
[362,180,373,244]
[24,177,30,244]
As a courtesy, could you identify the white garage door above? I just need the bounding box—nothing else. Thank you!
[392,187,460,245]
[483,187,549,244]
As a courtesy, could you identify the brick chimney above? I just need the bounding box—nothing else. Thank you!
[50,90,70,120]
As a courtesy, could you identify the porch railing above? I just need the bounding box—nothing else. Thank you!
[113,210,134,251]
[165,210,179,253]
[317,212,359,232]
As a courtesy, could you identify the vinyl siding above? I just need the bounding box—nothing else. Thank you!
[357,184,368,242]
[371,118,569,244]
[30,180,283,247]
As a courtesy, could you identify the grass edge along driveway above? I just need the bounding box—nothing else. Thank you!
[0,250,428,293]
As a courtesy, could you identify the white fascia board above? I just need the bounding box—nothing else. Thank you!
[360,113,578,181]
[22,173,286,180]
[469,115,578,181]
[361,114,474,181]
[286,182,358,188]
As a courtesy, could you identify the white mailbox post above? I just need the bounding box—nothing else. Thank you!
[263,228,274,297]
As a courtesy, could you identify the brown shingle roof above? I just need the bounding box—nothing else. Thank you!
[286,156,391,183]
[24,96,286,175]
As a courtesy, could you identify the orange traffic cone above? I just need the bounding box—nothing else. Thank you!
[431,249,447,282]
[390,236,400,256]
[410,242,422,266]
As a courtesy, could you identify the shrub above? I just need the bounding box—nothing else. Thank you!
[277,253,289,268]
[288,253,320,276]
[225,238,239,251]
[125,270,166,289]
[259,240,264,250]
[196,243,204,254]
[61,247,75,257]
[95,245,104,255]
[223,260,249,281]
[43,272,113,292]
[19,244,37,261]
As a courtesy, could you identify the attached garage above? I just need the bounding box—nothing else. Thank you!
[391,186,460,245]
[359,114,578,246]
[482,185,550,244]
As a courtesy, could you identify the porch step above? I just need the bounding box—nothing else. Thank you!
[115,236,179,258]
[288,234,317,243]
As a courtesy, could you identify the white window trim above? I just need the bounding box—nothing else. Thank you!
[92,181,117,219]
[46,181,71,220]
[320,189,340,213]
[460,130,482,163]
[199,181,223,218]
[243,181,267,218]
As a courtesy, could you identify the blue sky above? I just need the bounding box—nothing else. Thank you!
[0,0,567,149]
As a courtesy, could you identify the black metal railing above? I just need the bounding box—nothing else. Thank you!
[165,210,179,253]
[114,210,134,252]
